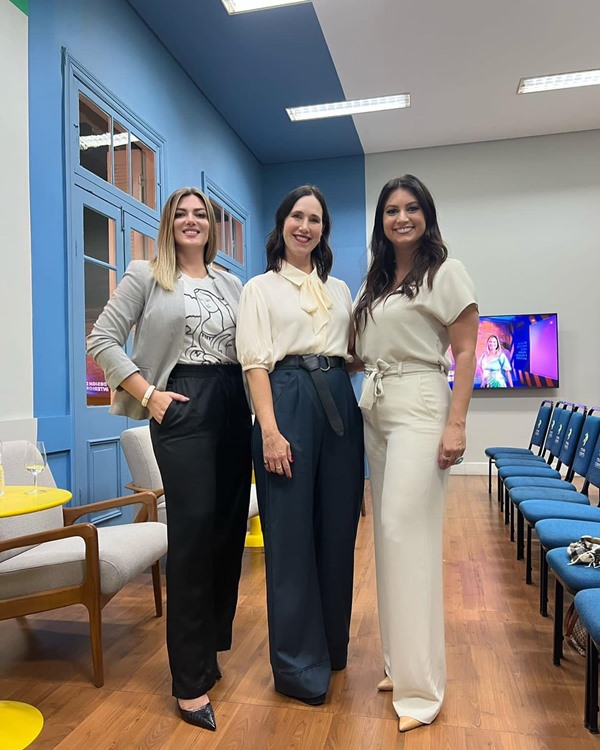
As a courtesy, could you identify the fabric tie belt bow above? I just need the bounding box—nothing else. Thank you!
[359,359,445,411]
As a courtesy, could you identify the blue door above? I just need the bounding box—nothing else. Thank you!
[71,186,158,518]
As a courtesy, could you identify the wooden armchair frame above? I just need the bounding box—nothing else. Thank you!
[0,491,162,687]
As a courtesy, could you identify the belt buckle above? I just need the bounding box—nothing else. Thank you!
[319,355,331,372]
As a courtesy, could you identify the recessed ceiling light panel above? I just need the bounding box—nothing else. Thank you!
[518,68,600,94]
[286,94,411,122]
[222,0,310,14]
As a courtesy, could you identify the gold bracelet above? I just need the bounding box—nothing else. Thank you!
[141,385,156,408]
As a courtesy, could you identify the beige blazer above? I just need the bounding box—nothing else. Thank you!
[87,260,243,420]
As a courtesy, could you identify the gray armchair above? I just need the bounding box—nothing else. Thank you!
[120,425,259,522]
[0,440,168,687]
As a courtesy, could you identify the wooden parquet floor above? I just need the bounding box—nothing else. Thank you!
[1,476,597,749]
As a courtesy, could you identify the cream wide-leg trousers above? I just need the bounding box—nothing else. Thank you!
[360,364,451,724]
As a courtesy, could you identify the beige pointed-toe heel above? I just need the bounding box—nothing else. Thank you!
[398,716,424,732]
[376,675,393,692]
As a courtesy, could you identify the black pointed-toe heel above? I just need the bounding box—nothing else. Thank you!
[177,701,217,731]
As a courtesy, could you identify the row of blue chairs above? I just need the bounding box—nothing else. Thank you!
[486,400,600,733]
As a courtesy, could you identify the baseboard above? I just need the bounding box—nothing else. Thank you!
[450,461,488,476]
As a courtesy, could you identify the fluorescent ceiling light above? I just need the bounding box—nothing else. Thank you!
[286,94,411,122]
[222,0,309,14]
[518,68,600,94]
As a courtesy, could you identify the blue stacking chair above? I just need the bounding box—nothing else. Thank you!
[521,429,600,614]
[490,400,562,502]
[574,588,600,734]
[546,547,600,669]
[536,518,600,616]
[497,404,576,528]
[507,407,590,557]
[485,399,554,493]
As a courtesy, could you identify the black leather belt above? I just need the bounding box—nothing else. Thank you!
[275,354,345,436]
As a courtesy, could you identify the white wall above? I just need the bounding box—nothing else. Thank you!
[366,130,600,473]
[0,0,36,441]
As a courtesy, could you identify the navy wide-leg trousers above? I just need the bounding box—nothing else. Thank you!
[253,364,364,702]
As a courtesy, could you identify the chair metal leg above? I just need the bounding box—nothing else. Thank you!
[553,577,564,666]
[539,547,549,616]
[586,636,599,733]
[515,508,524,559]
[504,488,510,526]
[488,458,493,494]
[525,524,533,583]
[498,474,504,510]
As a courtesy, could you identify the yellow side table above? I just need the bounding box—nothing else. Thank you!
[0,702,44,750]
[245,471,264,548]
[0,485,72,518]
[0,484,72,747]
[245,514,264,547]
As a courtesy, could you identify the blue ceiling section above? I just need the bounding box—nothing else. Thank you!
[125,0,363,164]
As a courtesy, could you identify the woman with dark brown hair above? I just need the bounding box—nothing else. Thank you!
[354,175,478,732]
[236,185,364,706]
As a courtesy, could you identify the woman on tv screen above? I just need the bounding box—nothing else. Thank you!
[478,334,513,387]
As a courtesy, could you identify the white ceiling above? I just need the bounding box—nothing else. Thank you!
[313,0,600,154]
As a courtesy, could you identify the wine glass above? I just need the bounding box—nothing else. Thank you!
[24,441,47,495]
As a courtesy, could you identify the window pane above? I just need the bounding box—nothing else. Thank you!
[85,261,117,406]
[113,120,129,195]
[223,211,233,257]
[232,216,244,264]
[83,207,116,265]
[131,138,156,209]
[211,199,224,252]
[130,229,155,261]
[79,95,111,182]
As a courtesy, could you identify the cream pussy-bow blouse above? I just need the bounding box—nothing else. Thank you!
[236,260,353,373]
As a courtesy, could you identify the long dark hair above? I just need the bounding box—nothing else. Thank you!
[265,185,333,282]
[353,175,448,331]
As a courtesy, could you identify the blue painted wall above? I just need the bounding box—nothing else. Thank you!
[29,0,265,484]
[262,157,367,296]
[28,0,368,491]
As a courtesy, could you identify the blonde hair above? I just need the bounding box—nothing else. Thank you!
[150,186,218,290]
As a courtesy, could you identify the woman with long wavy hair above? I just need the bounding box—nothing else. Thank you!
[353,175,478,732]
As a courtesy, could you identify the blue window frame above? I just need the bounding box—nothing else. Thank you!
[202,173,248,281]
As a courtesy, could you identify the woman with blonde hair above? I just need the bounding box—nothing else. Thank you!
[478,334,513,387]
[88,186,251,732]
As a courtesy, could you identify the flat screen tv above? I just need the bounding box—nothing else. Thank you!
[448,313,559,390]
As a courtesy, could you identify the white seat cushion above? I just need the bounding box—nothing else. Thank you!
[0,522,167,598]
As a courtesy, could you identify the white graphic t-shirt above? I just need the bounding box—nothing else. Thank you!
[178,274,238,365]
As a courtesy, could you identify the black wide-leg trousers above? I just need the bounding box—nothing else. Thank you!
[150,363,252,699]
[252,364,364,702]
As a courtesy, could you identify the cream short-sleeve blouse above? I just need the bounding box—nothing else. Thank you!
[355,259,477,374]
